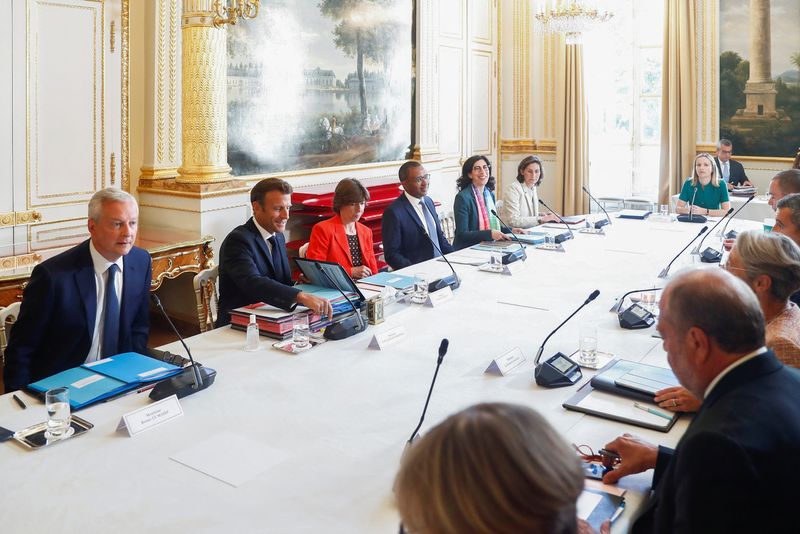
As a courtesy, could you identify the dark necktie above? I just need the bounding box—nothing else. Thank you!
[102,264,120,357]
[268,236,286,283]
[420,199,442,257]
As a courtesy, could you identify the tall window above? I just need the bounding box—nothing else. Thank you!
[584,0,664,200]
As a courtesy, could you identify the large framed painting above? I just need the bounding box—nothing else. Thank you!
[226,0,414,176]
[719,0,800,157]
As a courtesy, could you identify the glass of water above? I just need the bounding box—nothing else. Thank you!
[577,324,598,367]
[45,387,73,440]
[292,313,310,349]
[544,234,555,248]
[660,204,669,217]
[412,272,429,304]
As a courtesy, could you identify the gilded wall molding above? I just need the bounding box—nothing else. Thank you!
[415,0,440,156]
[499,139,557,154]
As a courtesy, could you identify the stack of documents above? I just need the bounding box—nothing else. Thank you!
[229,303,329,340]
[730,186,757,197]
[27,352,183,410]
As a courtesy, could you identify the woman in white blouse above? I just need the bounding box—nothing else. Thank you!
[501,155,559,228]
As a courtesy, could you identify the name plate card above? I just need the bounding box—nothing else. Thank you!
[368,326,407,350]
[425,286,453,307]
[116,394,183,437]
[485,347,526,376]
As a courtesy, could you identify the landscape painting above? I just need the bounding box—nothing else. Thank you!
[226,0,413,176]
[719,0,800,157]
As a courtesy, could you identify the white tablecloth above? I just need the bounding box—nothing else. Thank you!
[0,217,758,533]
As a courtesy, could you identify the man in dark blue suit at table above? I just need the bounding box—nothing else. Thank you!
[601,268,800,534]
[714,139,751,191]
[3,188,152,392]
[216,178,332,326]
[382,161,454,270]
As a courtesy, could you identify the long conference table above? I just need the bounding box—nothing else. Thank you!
[0,215,758,533]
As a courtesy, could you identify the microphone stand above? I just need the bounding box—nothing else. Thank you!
[420,201,461,292]
[657,225,708,278]
[581,185,612,228]
[490,209,527,264]
[677,187,707,223]
[720,195,755,239]
[692,207,734,254]
[537,198,574,243]
[407,339,449,445]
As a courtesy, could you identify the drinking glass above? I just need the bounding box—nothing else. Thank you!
[660,204,669,217]
[412,273,429,304]
[45,387,72,440]
[293,313,310,349]
[544,235,555,248]
[577,324,598,366]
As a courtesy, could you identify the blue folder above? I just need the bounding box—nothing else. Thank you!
[27,352,182,410]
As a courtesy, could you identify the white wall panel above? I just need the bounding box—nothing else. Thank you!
[439,0,463,38]
[438,46,463,157]
[470,0,492,44]
[470,52,492,154]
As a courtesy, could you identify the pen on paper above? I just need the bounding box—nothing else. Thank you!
[610,501,626,523]
[497,301,549,311]
[633,402,672,420]
[12,394,27,410]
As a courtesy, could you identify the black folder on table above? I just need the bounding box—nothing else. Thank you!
[590,359,680,402]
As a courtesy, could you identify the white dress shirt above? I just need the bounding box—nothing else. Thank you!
[253,217,275,254]
[86,241,124,363]
[404,191,430,234]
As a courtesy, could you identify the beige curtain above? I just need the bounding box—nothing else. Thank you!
[556,40,589,216]
[658,0,696,205]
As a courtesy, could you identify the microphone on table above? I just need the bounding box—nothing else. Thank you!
[407,339,449,445]
[720,194,755,240]
[657,225,708,279]
[490,209,527,264]
[534,290,599,388]
[315,262,366,340]
[538,198,574,243]
[691,207,734,259]
[149,294,216,401]
[581,185,612,228]
[677,187,707,223]
[420,201,461,292]
[610,287,664,313]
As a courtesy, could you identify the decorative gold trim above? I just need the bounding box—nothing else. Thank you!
[15,210,43,225]
[0,212,15,228]
[734,155,795,163]
[138,202,249,213]
[122,0,130,190]
[0,253,42,272]
[499,139,558,154]
[110,152,116,185]
[696,144,717,153]
[138,177,249,199]
[140,167,180,180]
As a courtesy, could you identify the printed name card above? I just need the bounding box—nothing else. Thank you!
[425,286,453,307]
[116,394,183,437]
[368,326,407,350]
[485,347,526,376]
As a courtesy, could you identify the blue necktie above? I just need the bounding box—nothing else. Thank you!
[268,236,286,283]
[102,264,120,357]
[420,199,442,257]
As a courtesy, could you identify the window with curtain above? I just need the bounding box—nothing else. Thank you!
[584,0,664,200]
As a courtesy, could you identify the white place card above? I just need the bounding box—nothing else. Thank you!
[116,394,183,437]
[368,326,407,350]
[425,286,453,307]
[485,346,526,376]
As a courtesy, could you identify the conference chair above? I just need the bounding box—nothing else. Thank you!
[0,302,21,363]
[192,266,219,333]
[439,212,456,245]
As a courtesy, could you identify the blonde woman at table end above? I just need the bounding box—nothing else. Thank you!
[676,153,731,218]
[395,402,608,534]
[500,155,560,229]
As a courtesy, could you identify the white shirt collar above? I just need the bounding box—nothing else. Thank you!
[252,217,275,242]
[89,240,124,276]
[703,346,767,398]
[404,190,425,206]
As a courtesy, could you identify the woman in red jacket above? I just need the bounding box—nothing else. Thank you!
[306,178,378,279]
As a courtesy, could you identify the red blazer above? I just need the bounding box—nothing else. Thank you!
[306,214,378,275]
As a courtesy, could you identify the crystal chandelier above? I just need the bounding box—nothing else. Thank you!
[535,1,613,45]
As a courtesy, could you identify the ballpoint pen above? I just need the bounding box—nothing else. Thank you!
[12,394,27,410]
[633,402,672,420]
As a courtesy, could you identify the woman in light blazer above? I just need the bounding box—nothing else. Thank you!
[500,155,559,228]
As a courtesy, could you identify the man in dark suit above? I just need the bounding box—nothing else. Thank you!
[714,139,751,190]
[382,161,454,270]
[216,178,332,326]
[601,268,800,534]
[4,188,152,392]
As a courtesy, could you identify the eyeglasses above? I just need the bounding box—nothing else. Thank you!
[472,165,489,172]
[722,262,748,274]
[573,443,621,469]
[406,174,431,184]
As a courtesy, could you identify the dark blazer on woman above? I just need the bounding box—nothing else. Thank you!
[453,186,510,250]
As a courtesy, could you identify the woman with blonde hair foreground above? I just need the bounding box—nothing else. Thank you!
[395,402,590,534]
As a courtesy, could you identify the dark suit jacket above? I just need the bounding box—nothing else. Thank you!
[305,214,378,275]
[453,186,511,250]
[217,218,300,326]
[3,240,151,392]
[633,351,800,534]
[381,194,454,270]
[714,157,748,186]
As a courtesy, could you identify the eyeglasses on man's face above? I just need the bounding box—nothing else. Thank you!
[407,174,431,184]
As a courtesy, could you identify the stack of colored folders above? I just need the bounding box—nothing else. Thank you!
[229,302,331,340]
